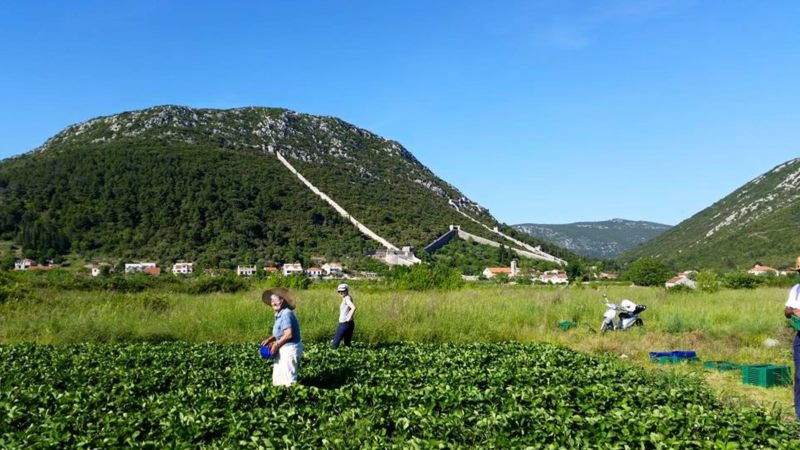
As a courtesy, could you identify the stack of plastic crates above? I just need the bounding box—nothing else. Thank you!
[740,364,791,388]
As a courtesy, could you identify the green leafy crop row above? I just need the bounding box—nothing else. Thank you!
[1,343,797,448]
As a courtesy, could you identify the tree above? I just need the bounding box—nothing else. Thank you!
[625,257,670,287]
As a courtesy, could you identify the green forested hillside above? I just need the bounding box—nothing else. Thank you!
[620,158,800,270]
[0,106,565,267]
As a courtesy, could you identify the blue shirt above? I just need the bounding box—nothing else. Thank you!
[272,308,301,344]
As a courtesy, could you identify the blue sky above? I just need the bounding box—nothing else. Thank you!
[1,1,798,226]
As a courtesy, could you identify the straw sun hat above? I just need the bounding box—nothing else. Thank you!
[262,288,297,310]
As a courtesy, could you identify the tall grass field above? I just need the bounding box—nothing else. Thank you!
[1,283,797,418]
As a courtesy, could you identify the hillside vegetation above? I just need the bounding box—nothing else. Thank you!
[0,106,568,267]
[621,158,800,270]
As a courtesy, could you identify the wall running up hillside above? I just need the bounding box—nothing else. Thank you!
[448,201,565,265]
[275,151,403,252]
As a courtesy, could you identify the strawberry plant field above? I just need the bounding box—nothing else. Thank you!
[1,342,798,448]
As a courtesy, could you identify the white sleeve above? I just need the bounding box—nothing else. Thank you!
[786,285,800,308]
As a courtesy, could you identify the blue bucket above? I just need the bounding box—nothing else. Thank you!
[259,345,272,359]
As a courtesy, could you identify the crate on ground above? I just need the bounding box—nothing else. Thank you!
[703,360,740,372]
[558,320,577,331]
[741,364,791,388]
[649,350,699,364]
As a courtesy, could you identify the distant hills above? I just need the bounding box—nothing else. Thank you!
[620,158,800,270]
[513,219,671,259]
[0,105,572,267]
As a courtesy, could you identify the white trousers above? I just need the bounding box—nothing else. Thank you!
[272,342,304,386]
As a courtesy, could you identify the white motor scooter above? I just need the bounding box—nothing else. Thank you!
[600,294,647,333]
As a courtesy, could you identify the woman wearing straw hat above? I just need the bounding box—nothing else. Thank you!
[261,288,304,386]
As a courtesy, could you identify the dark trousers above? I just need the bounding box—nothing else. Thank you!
[794,333,800,419]
[332,321,355,349]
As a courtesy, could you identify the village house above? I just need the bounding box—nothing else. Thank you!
[665,274,696,289]
[172,262,194,275]
[747,264,778,276]
[483,267,512,278]
[322,262,343,276]
[482,261,518,279]
[14,258,36,271]
[282,263,304,276]
[264,266,279,274]
[125,262,157,273]
[86,262,111,277]
[538,270,569,285]
[237,265,257,277]
[306,267,324,278]
[596,272,618,280]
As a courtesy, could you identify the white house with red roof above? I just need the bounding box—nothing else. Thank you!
[538,270,569,285]
[665,274,696,289]
[482,261,518,279]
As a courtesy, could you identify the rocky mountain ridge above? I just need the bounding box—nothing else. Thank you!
[514,219,671,259]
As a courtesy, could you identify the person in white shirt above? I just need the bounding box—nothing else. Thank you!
[332,283,356,349]
[783,261,800,419]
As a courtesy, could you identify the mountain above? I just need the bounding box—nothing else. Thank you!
[620,158,800,270]
[0,105,571,267]
[513,219,671,259]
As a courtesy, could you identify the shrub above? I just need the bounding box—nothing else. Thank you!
[186,274,247,294]
[0,272,29,303]
[666,284,694,294]
[696,271,720,293]
[391,264,463,290]
[263,272,310,290]
[721,271,763,289]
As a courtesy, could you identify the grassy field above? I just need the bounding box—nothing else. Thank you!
[1,283,796,417]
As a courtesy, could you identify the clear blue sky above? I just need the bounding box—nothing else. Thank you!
[1,1,798,226]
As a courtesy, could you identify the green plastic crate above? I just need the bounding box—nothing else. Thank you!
[703,360,740,372]
[558,320,577,331]
[741,364,791,388]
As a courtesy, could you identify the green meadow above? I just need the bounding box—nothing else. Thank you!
[1,283,796,417]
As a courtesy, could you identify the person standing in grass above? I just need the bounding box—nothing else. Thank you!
[261,288,303,386]
[332,283,356,349]
[783,258,800,419]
